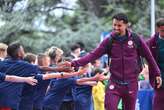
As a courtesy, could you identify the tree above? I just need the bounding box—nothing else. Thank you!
[0,0,163,53]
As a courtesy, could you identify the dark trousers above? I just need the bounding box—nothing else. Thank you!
[105,80,138,110]
[43,108,53,110]
[0,107,16,110]
[60,101,74,110]
[33,108,41,110]
[153,88,164,110]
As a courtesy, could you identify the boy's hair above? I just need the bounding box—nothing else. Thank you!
[0,43,8,51]
[70,44,80,52]
[156,18,164,27]
[76,41,85,50]
[24,53,36,63]
[37,53,48,58]
[92,68,104,74]
[46,46,63,59]
[91,59,100,65]
[62,57,73,62]
[112,13,129,24]
[7,42,22,58]
[37,53,49,66]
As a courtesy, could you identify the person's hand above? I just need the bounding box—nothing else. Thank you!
[56,66,74,72]
[99,74,108,81]
[87,81,98,86]
[24,77,38,86]
[93,73,105,81]
[156,76,162,89]
[57,61,72,68]
[57,61,74,72]
[77,66,89,75]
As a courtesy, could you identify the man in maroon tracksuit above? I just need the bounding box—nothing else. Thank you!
[147,18,164,110]
[64,13,162,110]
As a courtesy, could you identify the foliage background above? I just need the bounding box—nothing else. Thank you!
[0,0,163,54]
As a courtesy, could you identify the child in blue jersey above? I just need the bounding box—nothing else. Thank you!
[60,44,81,110]
[19,53,50,110]
[0,56,43,110]
[33,53,51,110]
[72,63,98,110]
[72,75,94,110]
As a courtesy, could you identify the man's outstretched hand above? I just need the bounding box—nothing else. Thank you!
[57,61,72,67]
[40,61,73,72]
[57,61,73,72]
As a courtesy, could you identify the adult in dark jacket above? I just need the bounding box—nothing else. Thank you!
[63,13,162,110]
[147,18,164,110]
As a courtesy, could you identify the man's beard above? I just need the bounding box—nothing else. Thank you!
[114,31,121,36]
[113,29,121,35]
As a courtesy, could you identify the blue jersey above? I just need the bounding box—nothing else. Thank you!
[33,72,50,110]
[72,84,93,110]
[0,58,40,109]
[43,77,76,110]
[72,74,94,110]
[62,87,74,102]
[19,71,44,110]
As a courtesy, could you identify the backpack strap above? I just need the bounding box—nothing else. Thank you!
[131,33,140,48]
[131,32,145,69]
[107,35,113,65]
[108,36,113,56]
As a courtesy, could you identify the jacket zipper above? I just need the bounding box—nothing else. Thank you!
[121,43,124,82]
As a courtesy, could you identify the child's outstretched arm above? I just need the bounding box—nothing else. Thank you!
[5,75,38,86]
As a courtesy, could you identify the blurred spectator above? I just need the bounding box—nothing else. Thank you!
[24,52,37,64]
[138,64,152,90]
[92,68,106,110]
[76,41,86,57]
[33,53,50,110]
[70,44,81,60]
[0,43,8,60]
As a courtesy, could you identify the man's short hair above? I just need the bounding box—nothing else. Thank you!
[156,18,164,27]
[112,13,129,24]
